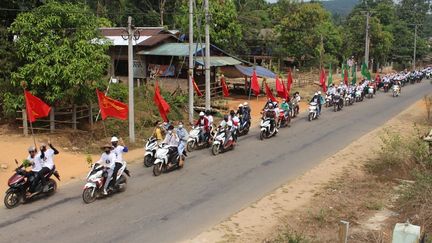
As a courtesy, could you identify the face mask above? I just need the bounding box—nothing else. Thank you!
[168,130,173,135]
[178,125,183,129]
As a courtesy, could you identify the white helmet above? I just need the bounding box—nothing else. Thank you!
[111,136,119,142]
[199,111,205,116]
[314,92,318,96]
[243,102,248,106]
[318,91,321,95]
[238,104,243,107]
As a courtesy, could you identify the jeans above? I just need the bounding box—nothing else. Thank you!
[109,162,122,188]
[104,168,114,192]
[178,141,186,156]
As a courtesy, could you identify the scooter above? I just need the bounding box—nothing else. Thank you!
[211,127,235,155]
[308,102,319,121]
[153,144,184,176]
[237,117,251,136]
[260,117,277,140]
[143,136,158,167]
[392,85,400,97]
[4,160,60,209]
[277,110,290,128]
[186,126,212,152]
[82,161,130,203]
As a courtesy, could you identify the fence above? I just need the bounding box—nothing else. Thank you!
[18,104,99,135]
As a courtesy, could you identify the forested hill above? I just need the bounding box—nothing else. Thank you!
[322,0,359,16]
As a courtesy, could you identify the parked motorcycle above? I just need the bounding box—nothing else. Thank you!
[143,136,158,167]
[4,160,60,209]
[82,161,130,203]
[260,117,277,140]
[308,102,319,121]
[186,126,212,152]
[392,85,400,97]
[211,127,235,155]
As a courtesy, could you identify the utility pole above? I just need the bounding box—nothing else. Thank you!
[127,16,135,143]
[364,11,370,69]
[413,24,418,70]
[204,0,211,110]
[188,0,194,124]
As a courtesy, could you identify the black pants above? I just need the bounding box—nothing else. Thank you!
[110,162,123,188]
[31,167,50,192]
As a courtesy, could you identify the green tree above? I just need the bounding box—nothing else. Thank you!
[174,0,243,53]
[8,1,110,109]
[274,2,342,66]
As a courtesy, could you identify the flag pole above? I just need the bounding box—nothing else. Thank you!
[95,77,113,122]
[29,119,37,149]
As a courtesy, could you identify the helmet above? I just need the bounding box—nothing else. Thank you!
[230,110,235,116]
[243,102,248,106]
[238,104,243,108]
[268,103,274,109]
[28,146,36,152]
[314,92,318,96]
[318,91,321,95]
[168,125,174,130]
[111,136,119,142]
[199,111,205,117]
[223,115,229,121]
[205,109,210,115]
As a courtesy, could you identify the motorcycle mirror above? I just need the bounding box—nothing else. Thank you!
[14,159,19,165]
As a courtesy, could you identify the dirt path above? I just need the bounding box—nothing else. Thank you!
[189,99,426,243]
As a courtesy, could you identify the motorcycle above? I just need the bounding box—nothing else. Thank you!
[143,136,158,167]
[392,85,400,97]
[333,94,343,112]
[355,90,363,102]
[153,144,185,176]
[366,87,374,98]
[383,82,390,92]
[290,99,300,118]
[237,117,251,136]
[344,93,353,106]
[4,160,60,209]
[308,102,319,121]
[277,110,291,128]
[186,126,212,152]
[82,161,130,203]
[211,127,235,155]
[325,94,333,108]
[260,117,277,140]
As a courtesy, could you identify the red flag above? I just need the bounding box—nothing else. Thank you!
[320,68,327,93]
[265,82,277,102]
[344,69,349,85]
[275,76,285,99]
[221,77,229,97]
[192,78,203,97]
[287,69,293,94]
[24,90,51,123]
[153,81,170,122]
[96,89,128,120]
[251,70,260,96]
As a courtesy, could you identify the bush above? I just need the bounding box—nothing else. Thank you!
[269,227,309,243]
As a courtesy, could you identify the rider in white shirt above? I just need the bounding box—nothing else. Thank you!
[110,136,128,189]
[36,142,59,193]
[96,144,117,195]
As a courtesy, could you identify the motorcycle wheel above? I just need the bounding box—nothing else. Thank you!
[308,113,313,122]
[82,188,97,204]
[144,154,153,167]
[259,131,265,140]
[47,179,57,196]
[186,140,195,152]
[118,175,127,192]
[4,190,22,209]
[333,104,337,112]
[153,164,163,176]
[211,144,220,155]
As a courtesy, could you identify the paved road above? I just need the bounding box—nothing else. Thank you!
[0,81,430,243]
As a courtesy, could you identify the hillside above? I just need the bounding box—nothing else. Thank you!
[322,0,359,16]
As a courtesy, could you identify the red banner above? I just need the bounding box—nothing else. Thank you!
[153,81,170,122]
[96,89,128,120]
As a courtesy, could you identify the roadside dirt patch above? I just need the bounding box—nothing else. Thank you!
[189,99,427,243]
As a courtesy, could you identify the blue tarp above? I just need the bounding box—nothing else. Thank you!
[235,65,276,79]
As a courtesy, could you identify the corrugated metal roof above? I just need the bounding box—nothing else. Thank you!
[195,56,242,67]
[137,34,177,47]
[137,43,205,56]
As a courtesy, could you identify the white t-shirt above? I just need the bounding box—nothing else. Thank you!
[112,145,126,162]
[41,149,55,170]
[28,154,42,172]
[97,152,116,170]
[206,115,214,126]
